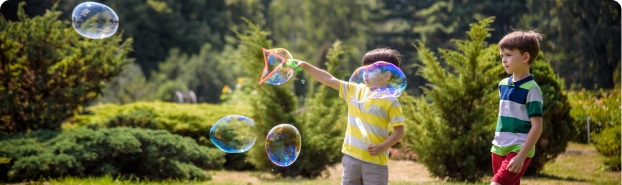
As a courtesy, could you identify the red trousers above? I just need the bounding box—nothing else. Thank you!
[492,152,532,185]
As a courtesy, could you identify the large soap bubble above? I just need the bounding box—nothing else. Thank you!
[265,124,301,167]
[259,48,295,85]
[210,115,257,153]
[348,61,407,102]
[72,2,119,39]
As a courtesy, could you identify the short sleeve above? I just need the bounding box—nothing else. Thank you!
[339,81,359,100]
[526,86,543,117]
[339,81,347,99]
[388,100,404,127]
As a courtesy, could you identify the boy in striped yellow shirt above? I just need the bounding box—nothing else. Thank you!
[295,48,405,185]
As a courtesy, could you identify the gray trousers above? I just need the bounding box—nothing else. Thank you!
[341,154,389,185]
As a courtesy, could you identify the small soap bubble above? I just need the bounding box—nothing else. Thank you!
[72,2,119,39]
[265,124,301,167]
[348,61,407,103]
[210,115,256,153]
[301,79,305,84]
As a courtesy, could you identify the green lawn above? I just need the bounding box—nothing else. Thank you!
[10,143,620,185]
[519,143,621,185]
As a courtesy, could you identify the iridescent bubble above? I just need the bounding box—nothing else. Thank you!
[260,48,295,85]
[72,2,119,39]
[265,124,302,167]
[348,61,407,103]
[210,115,256,153]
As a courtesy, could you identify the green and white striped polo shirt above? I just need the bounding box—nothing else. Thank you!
[491,75,543,157]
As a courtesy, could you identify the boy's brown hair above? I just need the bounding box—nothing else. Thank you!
[498,30,543,65]
[362,48,402,68]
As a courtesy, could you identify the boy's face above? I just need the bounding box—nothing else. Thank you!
[363,68,391,88]
[499,48,530,74]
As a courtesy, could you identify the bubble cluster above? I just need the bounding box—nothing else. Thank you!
[265,124,301,167]
[72,2,119,39]
[210,115,256,153]
[348,61,407,102]
[260,48,295,85]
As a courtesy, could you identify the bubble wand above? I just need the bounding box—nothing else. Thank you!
[259,48,302,85]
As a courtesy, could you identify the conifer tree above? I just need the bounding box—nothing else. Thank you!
[0,3,133,133]
[409,17,499,182]
[233,19,300,174]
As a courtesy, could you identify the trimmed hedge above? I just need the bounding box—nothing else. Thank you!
[65,101,252,147]
[0,127,225,182]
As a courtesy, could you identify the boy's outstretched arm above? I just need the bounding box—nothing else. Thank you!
[296,61,341,90]
[506,116,542,173]
[367,126,404,156]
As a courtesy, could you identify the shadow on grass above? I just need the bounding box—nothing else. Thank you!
[523,173,590,183]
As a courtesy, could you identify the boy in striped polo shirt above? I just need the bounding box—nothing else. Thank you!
[295,48,405,185]
[491,30,544,185]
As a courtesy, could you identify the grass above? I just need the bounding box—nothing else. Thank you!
[519,143,621,185]
[7,143,620,185]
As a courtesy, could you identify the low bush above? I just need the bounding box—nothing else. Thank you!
[591,124,621,171]
[0,127,225,182]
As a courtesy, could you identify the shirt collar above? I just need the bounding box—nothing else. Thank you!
[508,75,533,87]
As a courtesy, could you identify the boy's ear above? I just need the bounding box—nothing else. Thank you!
[522,52,530,64]
[383,71,392,79]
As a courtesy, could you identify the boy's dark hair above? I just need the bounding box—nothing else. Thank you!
[498,30,543,65]
[362,48,402,68]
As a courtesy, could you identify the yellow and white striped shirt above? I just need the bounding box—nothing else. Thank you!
[339,81,404,165]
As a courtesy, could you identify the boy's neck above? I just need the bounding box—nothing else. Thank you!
[369,86,392,97]
[370,84,389,91]
[512,70,531,82]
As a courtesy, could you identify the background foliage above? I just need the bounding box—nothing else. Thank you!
[568,88,621,171]
[2,0,616,102]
